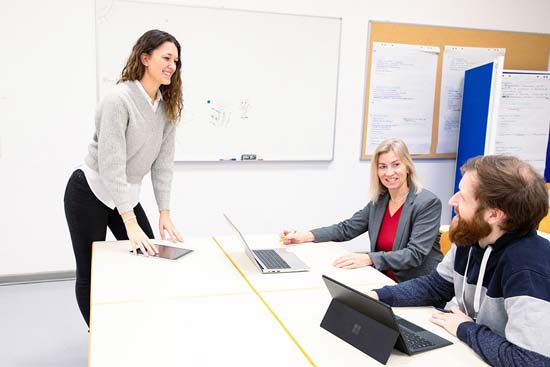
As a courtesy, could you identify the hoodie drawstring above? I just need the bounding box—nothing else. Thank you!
[474,246,493,314]
[460,246,493,318]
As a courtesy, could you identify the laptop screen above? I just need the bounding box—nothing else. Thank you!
[222,213,259,264]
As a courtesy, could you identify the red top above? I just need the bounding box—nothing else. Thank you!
[375,203,404,282]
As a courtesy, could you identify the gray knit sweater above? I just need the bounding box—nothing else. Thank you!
[85,81,176,213]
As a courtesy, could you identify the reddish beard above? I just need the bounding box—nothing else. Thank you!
[449,207,492,246]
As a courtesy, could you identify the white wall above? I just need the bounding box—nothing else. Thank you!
[1,0,549,276]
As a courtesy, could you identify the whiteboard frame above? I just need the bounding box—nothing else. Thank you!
[94,0,342,162]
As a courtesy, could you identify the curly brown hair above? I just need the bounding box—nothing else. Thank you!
[118,29,183,123]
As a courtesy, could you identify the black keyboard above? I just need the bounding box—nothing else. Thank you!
[396,316,424,332]
[400,328,435,350]
[254,249,290,269]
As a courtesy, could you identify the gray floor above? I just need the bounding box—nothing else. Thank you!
[0,280,88,367]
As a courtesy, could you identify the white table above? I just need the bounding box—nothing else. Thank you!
[214,234,487,366]
[90,293,311,367]
[90,234,489,366]
[91,238,250,305]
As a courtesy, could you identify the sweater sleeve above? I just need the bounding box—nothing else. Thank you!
[96,93,134,213]
[456,323,550,366]
[375,270,455,308]
[310,203,371,243]
[369,195,442,271]
[457,267,550,365]
[151,122,176,211]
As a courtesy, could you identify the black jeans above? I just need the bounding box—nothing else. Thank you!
[63,169,154,326]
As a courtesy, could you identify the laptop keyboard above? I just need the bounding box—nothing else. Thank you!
[400,328,435,350]
[254,249,291,269]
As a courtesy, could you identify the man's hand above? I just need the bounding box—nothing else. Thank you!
[430,306,473,337]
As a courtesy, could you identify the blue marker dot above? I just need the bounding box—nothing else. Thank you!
[207,100,211,104]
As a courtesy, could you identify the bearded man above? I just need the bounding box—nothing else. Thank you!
[370,155,550,366]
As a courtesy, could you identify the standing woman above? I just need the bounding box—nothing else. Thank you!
[64,30,184,326]
[281,138,443,282]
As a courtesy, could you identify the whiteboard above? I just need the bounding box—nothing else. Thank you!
[95,1,341,161]
[493,71,550,176]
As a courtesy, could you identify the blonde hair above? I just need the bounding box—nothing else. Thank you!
[370,138,422,202]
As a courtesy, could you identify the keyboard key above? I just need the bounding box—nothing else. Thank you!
[400,329,435,350]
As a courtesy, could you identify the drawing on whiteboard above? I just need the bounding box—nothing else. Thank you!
[240,98,251,119]
[208,101,231,127]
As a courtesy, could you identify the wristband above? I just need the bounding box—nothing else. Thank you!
[123,215,137,223]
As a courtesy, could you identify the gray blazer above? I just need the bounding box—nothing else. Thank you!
[311,186,443,282]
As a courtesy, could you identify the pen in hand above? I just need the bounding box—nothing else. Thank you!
[435,307,453,313]
[280,230,296,243]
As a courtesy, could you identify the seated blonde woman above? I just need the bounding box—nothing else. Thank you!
[281,138,443,282]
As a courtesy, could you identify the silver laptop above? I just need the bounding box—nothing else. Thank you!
[223,213,309,273]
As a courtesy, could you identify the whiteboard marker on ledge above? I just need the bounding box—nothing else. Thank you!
[241,154,257,161]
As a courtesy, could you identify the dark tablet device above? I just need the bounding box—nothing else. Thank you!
[131,244,193,260]
[321,275,452,357]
